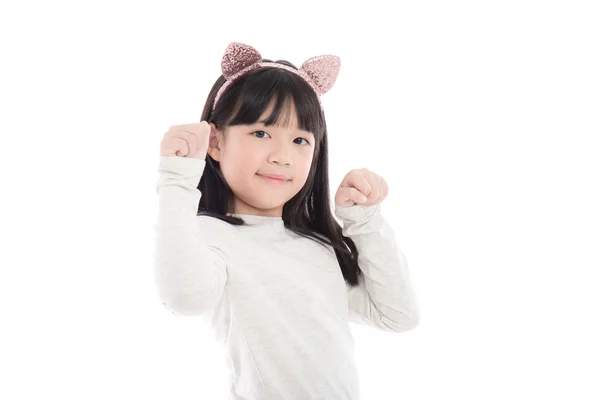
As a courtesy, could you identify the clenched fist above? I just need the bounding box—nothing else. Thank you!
[160,121,212,159]
[335,168,389,208]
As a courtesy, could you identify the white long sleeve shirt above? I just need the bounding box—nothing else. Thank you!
[153,155,420,400]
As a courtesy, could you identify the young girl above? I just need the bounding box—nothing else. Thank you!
[154,42,420,400]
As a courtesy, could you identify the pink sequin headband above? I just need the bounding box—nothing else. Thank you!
[211,42,341,112]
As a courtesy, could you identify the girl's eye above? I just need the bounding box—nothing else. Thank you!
[252,130,270,139]
[252,131,310,146]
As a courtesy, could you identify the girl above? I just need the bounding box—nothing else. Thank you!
[154,42,420,400]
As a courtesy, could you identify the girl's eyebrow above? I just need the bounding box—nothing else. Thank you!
[255,121,314,136]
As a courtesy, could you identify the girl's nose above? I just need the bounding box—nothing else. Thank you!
[268,146,292,166]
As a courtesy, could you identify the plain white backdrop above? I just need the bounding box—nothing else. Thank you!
[1,0,598,399]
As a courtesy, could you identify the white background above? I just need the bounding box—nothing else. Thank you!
[1,0,599,399]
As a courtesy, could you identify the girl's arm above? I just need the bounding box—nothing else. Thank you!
[153,155,228,316]
[334,203,420,333]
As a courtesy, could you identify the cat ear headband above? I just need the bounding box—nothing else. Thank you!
[211,42,341,112]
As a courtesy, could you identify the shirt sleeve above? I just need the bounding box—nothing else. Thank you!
[153,155,228,316]
[334,202,420,333]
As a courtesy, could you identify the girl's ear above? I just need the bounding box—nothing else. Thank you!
[207,122,222,162]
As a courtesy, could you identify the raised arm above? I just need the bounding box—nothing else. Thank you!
[335,203,420,333]
[153,155,228,316]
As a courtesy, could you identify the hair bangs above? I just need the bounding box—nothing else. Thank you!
[224,68,324,144]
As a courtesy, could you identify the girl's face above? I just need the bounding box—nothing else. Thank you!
[208,101,316,217]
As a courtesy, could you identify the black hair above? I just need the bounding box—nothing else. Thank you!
[197,58,362,287]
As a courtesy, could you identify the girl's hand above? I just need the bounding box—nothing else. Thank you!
[335,168,389,208]
[160,121,212,159]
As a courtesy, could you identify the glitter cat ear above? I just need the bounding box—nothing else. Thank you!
[299,55,340,95]
[220,42,262,79]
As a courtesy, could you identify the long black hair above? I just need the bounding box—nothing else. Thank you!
[197,58,362,288]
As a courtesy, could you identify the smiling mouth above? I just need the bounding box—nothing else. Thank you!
[257,174,290,183]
